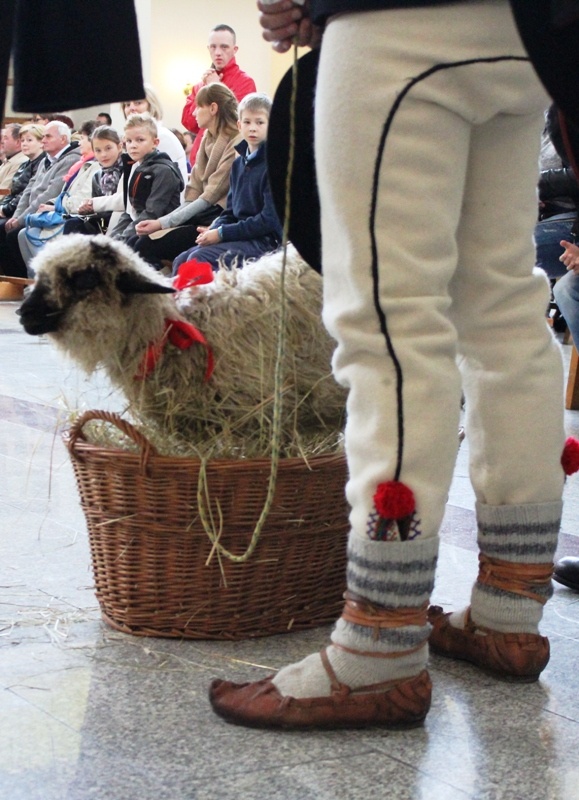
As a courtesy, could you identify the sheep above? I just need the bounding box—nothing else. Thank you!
[18,234,346,454]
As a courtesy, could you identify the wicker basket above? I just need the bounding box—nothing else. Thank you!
[65,410,349,639]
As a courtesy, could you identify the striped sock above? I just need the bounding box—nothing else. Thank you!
[272,535,438,699]
[450,501,561,635]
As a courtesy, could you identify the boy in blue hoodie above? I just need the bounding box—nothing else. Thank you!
[172,92,282,272]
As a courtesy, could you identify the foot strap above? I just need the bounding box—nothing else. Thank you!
[477,554,553,604]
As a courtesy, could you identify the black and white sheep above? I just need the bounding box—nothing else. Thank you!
[18,235,345,450]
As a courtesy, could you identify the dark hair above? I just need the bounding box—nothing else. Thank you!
[212,23,236,43]
[91,125,121,145]
[170,128,187,150]
[4,123,21,140]
[52,113,75,130]
[97,112,113,125]
[195,83,239,136]
[78,120,99,138]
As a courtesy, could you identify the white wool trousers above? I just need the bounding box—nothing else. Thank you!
[316,0,566,542]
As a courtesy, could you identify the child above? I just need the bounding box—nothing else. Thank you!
[172,92,282,273]
[132,83,240,270]
[65,125,124,235]
[108,113,183,243]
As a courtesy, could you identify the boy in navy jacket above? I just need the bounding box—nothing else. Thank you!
[172,93,282,272]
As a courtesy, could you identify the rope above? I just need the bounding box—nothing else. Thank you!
[199,42,300,565]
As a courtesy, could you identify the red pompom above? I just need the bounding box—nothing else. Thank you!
[373,481,416,519]
[173,259,214,290]
[562,437,579,476]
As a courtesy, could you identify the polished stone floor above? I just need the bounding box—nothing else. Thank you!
[1,298,579,800]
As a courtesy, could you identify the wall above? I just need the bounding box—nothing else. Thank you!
[4,0,300,131]
[145,0,297,130]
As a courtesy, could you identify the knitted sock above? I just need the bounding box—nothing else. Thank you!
[449,501,561,635]
[272,535,438,699]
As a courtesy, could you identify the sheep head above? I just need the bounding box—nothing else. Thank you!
[18,235,176,373]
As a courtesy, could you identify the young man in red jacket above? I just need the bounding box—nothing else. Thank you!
[181,24,256,167]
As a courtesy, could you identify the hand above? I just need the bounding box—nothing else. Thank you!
[136,219,162,235]
[5,217,21,232]
[37,203,53,212]
[257,0,321,53]
[195,227,220,246]
[78,200,93,214]
[560,240,579,274]
[202,68,222,85]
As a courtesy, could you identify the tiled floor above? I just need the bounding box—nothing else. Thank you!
[1,297,579,800]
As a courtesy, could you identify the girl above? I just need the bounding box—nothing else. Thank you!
[70,125,123,234]
[130,83,240,270]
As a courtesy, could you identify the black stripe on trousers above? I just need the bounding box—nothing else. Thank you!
[368,55,529,481]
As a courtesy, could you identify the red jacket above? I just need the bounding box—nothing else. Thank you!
[181,57,256,165]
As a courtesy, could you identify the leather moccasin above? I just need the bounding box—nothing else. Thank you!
[428,605,549,682]
[553,556,579,592]
[209,651,432,730]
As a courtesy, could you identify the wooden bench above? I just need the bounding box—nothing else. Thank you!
[567,345,579,410]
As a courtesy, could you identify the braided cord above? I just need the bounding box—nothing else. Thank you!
[198,42,300,565]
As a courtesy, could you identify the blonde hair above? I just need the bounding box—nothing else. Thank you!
[238,92,272,118]
[122,84,163,120]
[124,113,158,139]
[19,123,45,141]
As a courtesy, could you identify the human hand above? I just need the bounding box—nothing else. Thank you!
[37,203,53,212]
[5,217,21,232]
[78,199,93,214]
[136,219,162,235]
[203,68,222,85]
[560,240,579,273]
[257,0,320,53]
[195,227,220,246]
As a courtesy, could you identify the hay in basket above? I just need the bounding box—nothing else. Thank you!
[20,237,351,639]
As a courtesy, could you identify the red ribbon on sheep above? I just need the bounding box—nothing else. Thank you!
[135,319,214,383]
[172,259,215,290]
[135,260,216,382]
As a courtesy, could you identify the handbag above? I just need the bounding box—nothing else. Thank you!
[25,192,66,246]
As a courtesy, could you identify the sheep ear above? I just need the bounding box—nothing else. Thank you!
[116,271,176,295]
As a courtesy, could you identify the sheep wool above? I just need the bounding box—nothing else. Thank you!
[19,235,346,455]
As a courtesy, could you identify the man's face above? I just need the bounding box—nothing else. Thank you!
[42,124,67,157]
[1,128,21,157]
[207,30,237,72]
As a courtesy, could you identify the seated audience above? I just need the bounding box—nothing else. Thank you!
[18,120,101,269]
[122,85,188,189]
[0,124,28,190]
[0,120,81,278]
[97,112,113,126]
[0,124,45,220]
[65,125,124,235]
[535,104,579,280]
[172,93,282,273]
[107,113,183,242]
[132,84,240,270]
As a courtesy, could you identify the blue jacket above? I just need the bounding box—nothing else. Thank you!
[212,141,282,246]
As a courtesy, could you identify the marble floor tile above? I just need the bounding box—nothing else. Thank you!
[1,303,579,800]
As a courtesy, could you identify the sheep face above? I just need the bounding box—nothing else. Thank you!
[19,235,175,341]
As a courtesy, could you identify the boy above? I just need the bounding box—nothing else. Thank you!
[110,113,183,242]
[172,93,282,272]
